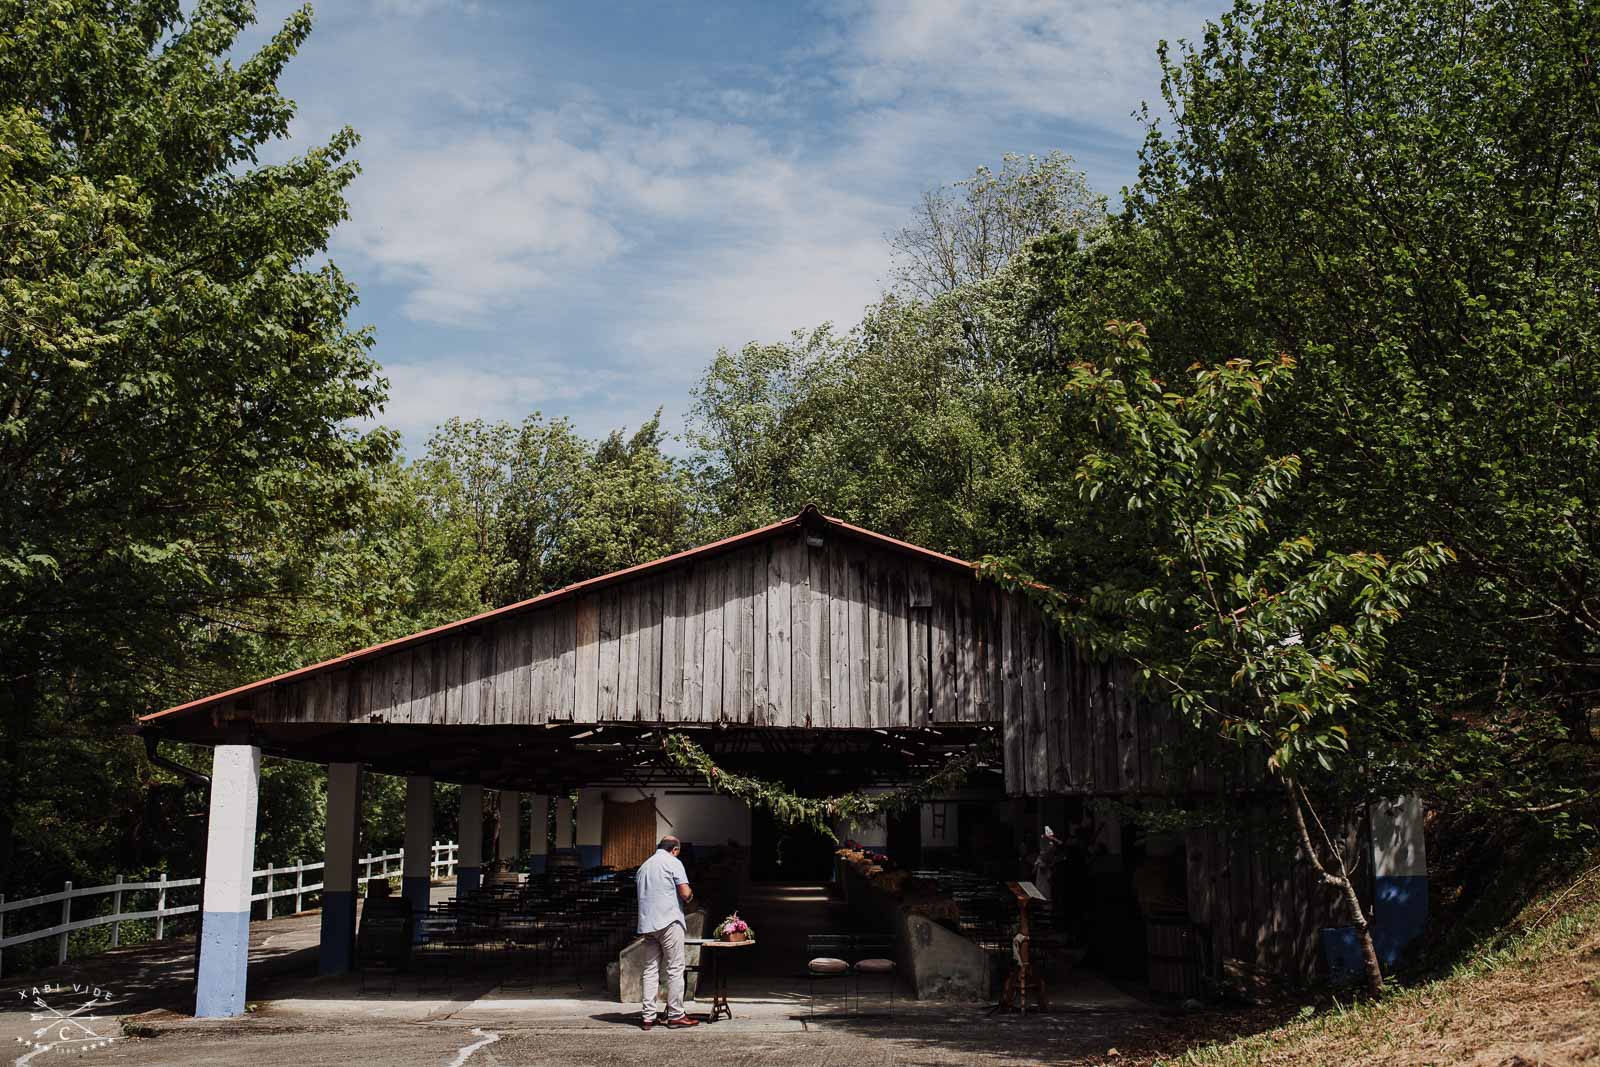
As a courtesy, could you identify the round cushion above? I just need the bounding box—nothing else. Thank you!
[808,957,850,974]
[855,958,896,973]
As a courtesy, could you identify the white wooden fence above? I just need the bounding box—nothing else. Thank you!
[0,841,458,979]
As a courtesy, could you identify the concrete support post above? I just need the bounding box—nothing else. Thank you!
[456,785,483,895]
[575,789,604,868]
[498,789,521,868]
[525,794,548,874]
[1371,795,1428,966]
[319,763,362,976]
[402,776,434,921]
[195,743,261,1018]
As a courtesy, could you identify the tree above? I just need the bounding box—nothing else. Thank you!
[688,287,1052,561]
[890,151,1106,301]
[1021,0,1600,827]
[0,1,389,891]
[415,411,700,609]
[1051,319,1452,993]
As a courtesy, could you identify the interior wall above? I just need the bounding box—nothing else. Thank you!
[654,791,752,848]
[589,787,752,853]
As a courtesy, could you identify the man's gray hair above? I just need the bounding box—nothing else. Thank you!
[657,835,681,852]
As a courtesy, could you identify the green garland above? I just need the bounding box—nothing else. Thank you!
[658,731,998,842]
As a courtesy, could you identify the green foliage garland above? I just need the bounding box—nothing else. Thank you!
[659,732,996,841]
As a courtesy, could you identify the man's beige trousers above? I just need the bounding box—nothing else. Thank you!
[640,922,686,1021]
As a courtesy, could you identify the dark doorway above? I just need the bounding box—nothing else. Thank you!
[886,810,922,868]
[749,806,835,882]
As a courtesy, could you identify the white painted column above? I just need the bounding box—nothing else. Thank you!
[319,763,362,975]
[1370,795,1428,965]
[575,789,604,868]
[456,784,483,895]
[555,794,574,850]
[195,744,261,1018]
[525,794,548,874]
[402,776,434,920]
[498,789,521,866]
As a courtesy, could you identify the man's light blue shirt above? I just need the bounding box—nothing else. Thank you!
[637,849,688,933]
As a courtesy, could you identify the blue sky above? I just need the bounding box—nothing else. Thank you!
[242,0,1224,452]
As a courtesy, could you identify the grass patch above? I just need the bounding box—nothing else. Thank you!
[1155,854,1600,1066]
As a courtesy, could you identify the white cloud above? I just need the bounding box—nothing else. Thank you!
[339,118,627,325]
[370,360,613,444]
[830,0,1209,130]
[288,0,1225,449]
[338,105,901,341]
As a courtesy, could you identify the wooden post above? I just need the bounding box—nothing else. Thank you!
[156,873,167,941]
[265,867,274,920]
[295,862,304,914]
[111,875,124,947]
[58,881,71,964]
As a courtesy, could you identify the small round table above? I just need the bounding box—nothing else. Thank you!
[696,939,756,1022]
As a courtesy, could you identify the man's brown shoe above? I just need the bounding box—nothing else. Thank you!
[666,1016,700,1029]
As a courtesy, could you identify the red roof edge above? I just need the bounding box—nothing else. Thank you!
[138,508,978,725]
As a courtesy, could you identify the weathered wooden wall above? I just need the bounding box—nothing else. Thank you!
[233,528,1048,730]
[1184,810,1373,981]
[1001,642,1244,798]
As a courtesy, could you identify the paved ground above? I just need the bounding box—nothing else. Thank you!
[1,882,1186,1067]
[10,989,1178,1067]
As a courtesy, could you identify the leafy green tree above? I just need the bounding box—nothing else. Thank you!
[1021,0,1600,826]
[560,415,699,583]
[0,0,389,891]
[688,288,1051,561]
[417,411,699,608]
[1041,320,1451,993]
[689,155,1107,561]
[890,151,1105,301]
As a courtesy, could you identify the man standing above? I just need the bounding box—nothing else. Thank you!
[637,835,699,1030]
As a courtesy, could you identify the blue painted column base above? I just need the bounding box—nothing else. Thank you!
[195,910,251,1017]
[401,875,430,915]
[401,875,430,941]
[1374,874,1428,967]
[319,890,357,975]
[456,866,481,896]
[576,845,603,869]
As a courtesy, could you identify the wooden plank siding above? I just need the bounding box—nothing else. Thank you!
[1181,805,1374,983]
[239,520,1222,802]
[230,523,1228,805]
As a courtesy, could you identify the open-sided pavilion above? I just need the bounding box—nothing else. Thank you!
[137,507,1425,1018]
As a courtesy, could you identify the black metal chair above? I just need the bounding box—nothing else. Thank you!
[806,934,854,1015]
[416,914,456,994]
[851,935,899,1010]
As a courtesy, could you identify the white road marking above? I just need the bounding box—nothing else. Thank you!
[444,1026,501,1067]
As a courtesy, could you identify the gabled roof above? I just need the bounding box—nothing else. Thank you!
[138,506,978,725]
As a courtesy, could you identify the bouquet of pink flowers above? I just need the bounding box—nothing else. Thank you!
[714,912,754,941]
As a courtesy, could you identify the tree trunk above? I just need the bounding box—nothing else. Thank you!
[1284,777,1383,996]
